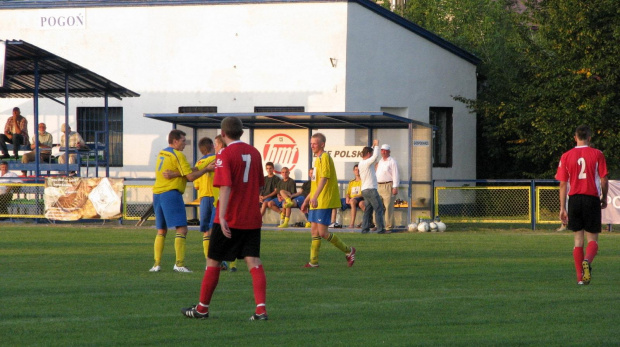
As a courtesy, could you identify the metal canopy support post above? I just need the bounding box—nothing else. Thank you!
[33,60,40,177]
[63,71,70,174]
[407,123,412,226]
[104,91,110,177]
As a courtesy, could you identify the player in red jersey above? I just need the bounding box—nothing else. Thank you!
[182,117,268,320]
[555,125,608,285]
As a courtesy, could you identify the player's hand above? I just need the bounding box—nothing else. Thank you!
[162,170,177,179]
[373,139,379,147]
[392,188,398,195]
[310,197,318,209]
[601,198,608,209]
[220,219,232,238]
[301,201,308,213]
[559,210,568,224]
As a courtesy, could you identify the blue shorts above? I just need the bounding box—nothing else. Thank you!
[261,197,277,205]
[154,190,187,230]
[292,195,306,208]
[199,196,215,232]
[308,208,332,226]
[341,197,363,211]
[273,198,285,208]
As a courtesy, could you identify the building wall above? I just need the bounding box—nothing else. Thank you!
[0,1,476,181]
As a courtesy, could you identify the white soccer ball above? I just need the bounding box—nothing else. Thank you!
[429,222,438,232]
[417,222,429,232]
[436,221,447,232]
[407,223,418,232]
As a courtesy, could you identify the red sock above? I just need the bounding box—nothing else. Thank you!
[250,265,267,315]
[585,241,598,263]
[573,247,584,281]
[198,266,221,313]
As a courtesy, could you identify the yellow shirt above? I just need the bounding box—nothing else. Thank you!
[153,147,193,194]
[194,154,216,198]
[311,152,341,209]
[346,179,362,199]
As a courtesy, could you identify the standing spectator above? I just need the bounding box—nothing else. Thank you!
[1,107,29,159]
[259,162,280,216]
[193,137,216,260]
[359,140,386,234]
[21,123,54,175]
[300,133,356,268]
[555,125,608,285]
[149,129,212,273]
[182,117,268,321]
[376,143,400,231]
[267,166,296,228]
[0,161,20,217]
[341,164,365,228]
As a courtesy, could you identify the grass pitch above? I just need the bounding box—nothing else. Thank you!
[0,224,618,346]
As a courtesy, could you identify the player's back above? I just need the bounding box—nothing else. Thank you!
[558,146,607,197]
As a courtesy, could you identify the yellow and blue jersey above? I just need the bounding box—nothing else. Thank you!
[153,147,193,194]
[311,152,341,209]
[194,154,216,198]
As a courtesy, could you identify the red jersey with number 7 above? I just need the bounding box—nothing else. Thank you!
[555,145,608,197]
[213,141,264,229]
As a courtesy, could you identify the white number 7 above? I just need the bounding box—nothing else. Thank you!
[242,154,251,183]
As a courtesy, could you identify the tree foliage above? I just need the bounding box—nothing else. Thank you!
[402,0,620,178]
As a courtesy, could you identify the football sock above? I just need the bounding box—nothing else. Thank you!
[198,266,221,313]
[230,259,237,269]
[585,241,598,263]
[250,265,267,315]
[174,233,186,267]
[573,247,584,281]
[310,236,321,265]
[203,234,210,260]
[153,234,165,266]
[327,232,349,253]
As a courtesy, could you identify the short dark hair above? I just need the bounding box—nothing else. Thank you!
[198,137,213,150]
[221,117,244,140]
[0,161,8,166]
[575,125,592,141]
[265,162,275,168]
[353,164,359,169]
[168,129,186,144]
[361,146,373,157]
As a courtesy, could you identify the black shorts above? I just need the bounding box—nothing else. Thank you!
[567,194,602,233]
[208,223,262,262]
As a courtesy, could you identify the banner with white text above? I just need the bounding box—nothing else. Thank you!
[602,180,620,224]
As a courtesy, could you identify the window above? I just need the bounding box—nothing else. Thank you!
[430,107,453,168]
[76,107,123,167]
[254,106,305,113]
[178,106,217,113]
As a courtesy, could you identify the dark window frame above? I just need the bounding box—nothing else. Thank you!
[430,107,453,168]
[76,107,123,167]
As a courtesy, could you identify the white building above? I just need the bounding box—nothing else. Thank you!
[0,0,478,187]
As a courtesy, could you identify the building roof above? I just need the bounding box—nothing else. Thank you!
[144,112,432,130]
[1,40,140,99]
[0,0,480,65]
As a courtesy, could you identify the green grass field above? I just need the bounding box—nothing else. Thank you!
[1,224,618,346]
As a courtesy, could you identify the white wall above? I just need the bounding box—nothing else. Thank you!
[0,1,476,181]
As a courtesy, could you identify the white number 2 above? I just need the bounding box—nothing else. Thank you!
[578,157,587,179]
[242,154,251,183]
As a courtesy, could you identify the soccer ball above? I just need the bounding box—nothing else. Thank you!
[429,222,438,232]
[417,222,429,232]
[407,223,418,232]
[436,221,447,232]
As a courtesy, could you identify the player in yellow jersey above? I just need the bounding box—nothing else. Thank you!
[149,130,213,273]
[300,133,356,268]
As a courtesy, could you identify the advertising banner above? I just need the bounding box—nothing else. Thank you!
[254,130,309,180]
[44,177,124,220]
[602,180,620,224]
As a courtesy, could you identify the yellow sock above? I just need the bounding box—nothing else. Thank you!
[327,232,349,253]
[203,233,210,260]
[230,259,237,269]
[310,236,321,265]
[174,233,186,267]
[154,234,165,266]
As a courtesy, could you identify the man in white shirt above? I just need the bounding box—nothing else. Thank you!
[0,161,20,217]
[358,139,385,234]
[58,123,86,165]
[375,144,400,231]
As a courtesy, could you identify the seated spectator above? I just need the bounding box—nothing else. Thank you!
[1,107,30,160]
[21,123,54,175]
[341,164,365,228]
[267,166,297,228]
[259,161,280,216]
[58,123,87,176]
[279,168,313,228]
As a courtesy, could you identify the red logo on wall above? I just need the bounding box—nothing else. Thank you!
[263,134,299,173]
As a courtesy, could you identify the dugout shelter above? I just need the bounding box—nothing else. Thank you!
[145,111,434,226]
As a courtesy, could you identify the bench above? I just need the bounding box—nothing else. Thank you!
[8,163,81,175]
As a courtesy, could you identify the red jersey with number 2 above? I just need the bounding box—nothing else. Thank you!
[213,141,264,229]
[555,145,607,197]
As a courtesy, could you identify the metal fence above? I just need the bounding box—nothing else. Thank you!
[433,180,561,228]
[1,179,564,228]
